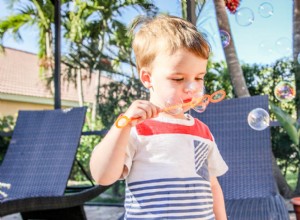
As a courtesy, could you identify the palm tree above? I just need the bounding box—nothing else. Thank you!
[293,0,300,120]
[184,0,249,97]
[212,0,249,97]
[292,0,300,195]
[62,0,157,122]
[0,0,55,78]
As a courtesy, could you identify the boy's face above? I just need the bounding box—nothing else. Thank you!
[140,48,208,116]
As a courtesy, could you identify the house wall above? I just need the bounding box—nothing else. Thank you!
[0,100,54,116]
[0,93,81,116]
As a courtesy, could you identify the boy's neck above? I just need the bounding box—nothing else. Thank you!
[158,112,190,120]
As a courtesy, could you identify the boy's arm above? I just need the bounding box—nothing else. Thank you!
[210,176,227,220]
[89,100,160,186]
[89,124,131,186]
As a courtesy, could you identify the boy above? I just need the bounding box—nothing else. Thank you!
[90,15,228,219]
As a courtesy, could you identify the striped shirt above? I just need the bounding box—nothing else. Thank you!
[122,114,228,219]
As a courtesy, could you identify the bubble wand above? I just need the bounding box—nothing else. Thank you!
[115,90,226,128]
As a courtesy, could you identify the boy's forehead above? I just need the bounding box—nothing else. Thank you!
[151,51,208,75]
[155,48,208,63]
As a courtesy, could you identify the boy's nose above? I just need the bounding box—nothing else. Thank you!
[184,82,198,94]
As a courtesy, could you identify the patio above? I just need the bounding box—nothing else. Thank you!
[1,205,124,220]
[0,189,297,220]
[1,200,297,220]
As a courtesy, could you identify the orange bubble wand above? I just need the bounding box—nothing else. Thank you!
[115,90,226,128]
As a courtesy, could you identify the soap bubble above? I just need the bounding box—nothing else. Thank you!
[193,94,210,113]
[188,88,205,108]
[274,81,295,102]
[258,40,274,57]
[235,7,254,26]
[258,2,274,18]
[247,108,270,131]
[163,97,183,115]
[219,30,230,48]
[275,37,292,57]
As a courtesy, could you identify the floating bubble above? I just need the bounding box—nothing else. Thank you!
[247,108,270,131]
[275,37,292,57]
[193,94,210,113]
[163,97,183,115]
[188,88,206,108]
[274,81,295,102]
[219,30,230,48]
[258,40,274,57]
[235,7,254,26]
[298,53,300,64]
[258,2,274,18]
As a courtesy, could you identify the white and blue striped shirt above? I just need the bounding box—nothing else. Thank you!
[123,114,228,219]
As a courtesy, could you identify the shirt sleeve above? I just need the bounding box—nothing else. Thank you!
[121,128,138,179]
[207,135,228,177]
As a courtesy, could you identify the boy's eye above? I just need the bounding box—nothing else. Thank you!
[195,78,204,81]
[172,78,184,82]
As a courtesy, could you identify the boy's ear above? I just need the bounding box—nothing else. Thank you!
[140,68,152,88]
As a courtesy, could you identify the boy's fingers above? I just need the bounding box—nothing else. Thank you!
[151,104,161,117]
[124,100,162,127]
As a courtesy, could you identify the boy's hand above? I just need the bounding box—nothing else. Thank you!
[123,100,161,127]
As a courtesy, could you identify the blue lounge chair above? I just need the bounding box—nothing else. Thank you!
[191,95,289,220]
[0,107,110,220]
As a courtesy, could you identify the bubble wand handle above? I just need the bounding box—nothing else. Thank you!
[115,90,226,128]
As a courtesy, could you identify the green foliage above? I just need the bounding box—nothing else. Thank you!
[242,59,298,178]
[0,115,15,164]
[62,0,158,83]
[272,126,298,175]
[69,108,105,181]
[205,58,298,178]
[286,168,298,191]
[205,60,234,98]
[98,77,149,128]
[270,102,299,146]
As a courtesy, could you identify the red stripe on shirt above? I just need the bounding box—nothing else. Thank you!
[136,118,213,141]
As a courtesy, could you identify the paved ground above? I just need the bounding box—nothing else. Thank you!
[1,206,125,220]
[1,202,296,220]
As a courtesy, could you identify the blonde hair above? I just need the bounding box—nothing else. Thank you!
[130,15,211,73]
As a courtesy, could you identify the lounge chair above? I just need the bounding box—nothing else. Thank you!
[191,95,289,220]
[0,107,110,220]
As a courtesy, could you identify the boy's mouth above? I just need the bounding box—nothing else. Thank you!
[183,98,192,103]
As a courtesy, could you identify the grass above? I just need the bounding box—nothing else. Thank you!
[286,169,298,191]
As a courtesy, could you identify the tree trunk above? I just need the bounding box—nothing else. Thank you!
[293,0,300,196]
[76,68,84,107]
[92,70,101,127]
[213,0,249,97]
[187,0,197,25]
[45,30,54,77]
[293,0,300,119]
[272,154,293,198]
